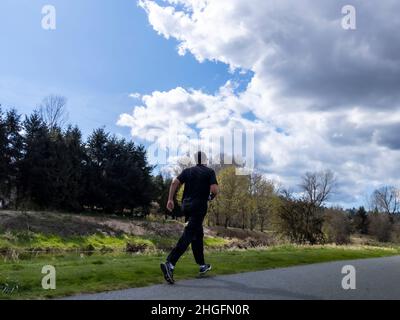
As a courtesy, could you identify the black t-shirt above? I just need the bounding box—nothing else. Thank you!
[177,165,218,204]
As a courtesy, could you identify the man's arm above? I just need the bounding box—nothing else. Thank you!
[210,184,219,195]
[166,178,181,212]
[209,170,219,200]
[209,184,219,200]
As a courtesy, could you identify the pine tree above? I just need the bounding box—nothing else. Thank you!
[0,108,8,207]
[4,109,23,208]
[353,206,369,234]
[84,128,109,211]
[19,112,52,208]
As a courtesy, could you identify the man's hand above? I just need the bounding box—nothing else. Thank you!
[166,178,181,213]
[167,200,175,212]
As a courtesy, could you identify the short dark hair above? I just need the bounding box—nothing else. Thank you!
[195,151,207,165]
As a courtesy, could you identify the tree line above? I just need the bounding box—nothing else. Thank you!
[192,165,400,245]
[0,97,154,214]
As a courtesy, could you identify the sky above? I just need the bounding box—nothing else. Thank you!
[1,0,400,208]
[0,0,234,136]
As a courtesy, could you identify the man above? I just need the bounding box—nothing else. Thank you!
[160,151,219,284]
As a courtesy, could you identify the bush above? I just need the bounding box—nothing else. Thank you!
[277,199,325,244]
[323,209,351,245]
[390,220,400,243]
[368,213,392,242]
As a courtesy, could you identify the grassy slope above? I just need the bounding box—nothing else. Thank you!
[0,232,229,253]
[1,245,399,299]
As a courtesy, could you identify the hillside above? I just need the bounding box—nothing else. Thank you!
[0,211,276,254]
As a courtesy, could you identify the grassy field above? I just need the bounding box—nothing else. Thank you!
[1,245,399,299]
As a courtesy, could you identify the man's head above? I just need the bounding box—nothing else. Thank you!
[194,151,208,165]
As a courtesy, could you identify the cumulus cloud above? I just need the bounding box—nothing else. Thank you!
[119,0,400,206]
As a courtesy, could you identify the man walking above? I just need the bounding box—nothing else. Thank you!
[161,151,219,284]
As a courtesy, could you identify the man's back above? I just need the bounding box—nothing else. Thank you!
[177,165,218,204]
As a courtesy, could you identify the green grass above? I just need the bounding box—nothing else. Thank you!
[0,232,228,253]
[0,244,399,299]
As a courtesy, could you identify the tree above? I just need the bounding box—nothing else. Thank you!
[250,173,276,232]
[0,109,23,208]
[0,108,8,207]
[19,116,85,211]
[323,208,351,244]
[84,129,154,215]
[18,112,53,208]
[371,186,400,215]
[84,128,109,211]
[108,141,154,215]
[277,195,325,244]
[352,206,369,234]
[237,178,251,229]
[56,126,86,211]
[300,170,336,207]
[211,166,249,229]
[277,170,336,244]
[368,212,392,242]
[39,95,68,131]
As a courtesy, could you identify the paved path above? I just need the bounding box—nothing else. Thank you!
[65,256,400,300]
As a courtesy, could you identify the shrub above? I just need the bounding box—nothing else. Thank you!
[390,220,400,243]
[277,198,325,244]
[368,213,392,242]
[323,209,351,245]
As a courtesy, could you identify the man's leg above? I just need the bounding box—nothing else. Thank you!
[167,217,200,266]
[191,226,205,266]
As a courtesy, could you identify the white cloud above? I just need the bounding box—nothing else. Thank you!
[128,92,141,99]
[119,0,400,207]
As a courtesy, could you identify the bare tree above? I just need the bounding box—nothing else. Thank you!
[371,186,400,215]
[39,95,68,130]
[276,170,336,244]
[300,170,336,207]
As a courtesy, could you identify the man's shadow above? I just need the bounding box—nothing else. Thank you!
[176,275,319,300]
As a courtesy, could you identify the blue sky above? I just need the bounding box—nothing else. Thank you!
[0,0,236,137]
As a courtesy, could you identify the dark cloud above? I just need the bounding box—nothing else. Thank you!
[255,0,400,111]
[328,117,373,146]
[375,123,400,150]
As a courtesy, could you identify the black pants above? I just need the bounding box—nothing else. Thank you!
[167,205,207,266]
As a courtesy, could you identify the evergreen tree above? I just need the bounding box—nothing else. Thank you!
[0,108,7,207]
[19,112,52,208]
[47,126,85,211]
[62,126,85,211]
[353,206,369,234]
[84,128,109,211]
[0,109,23,208]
